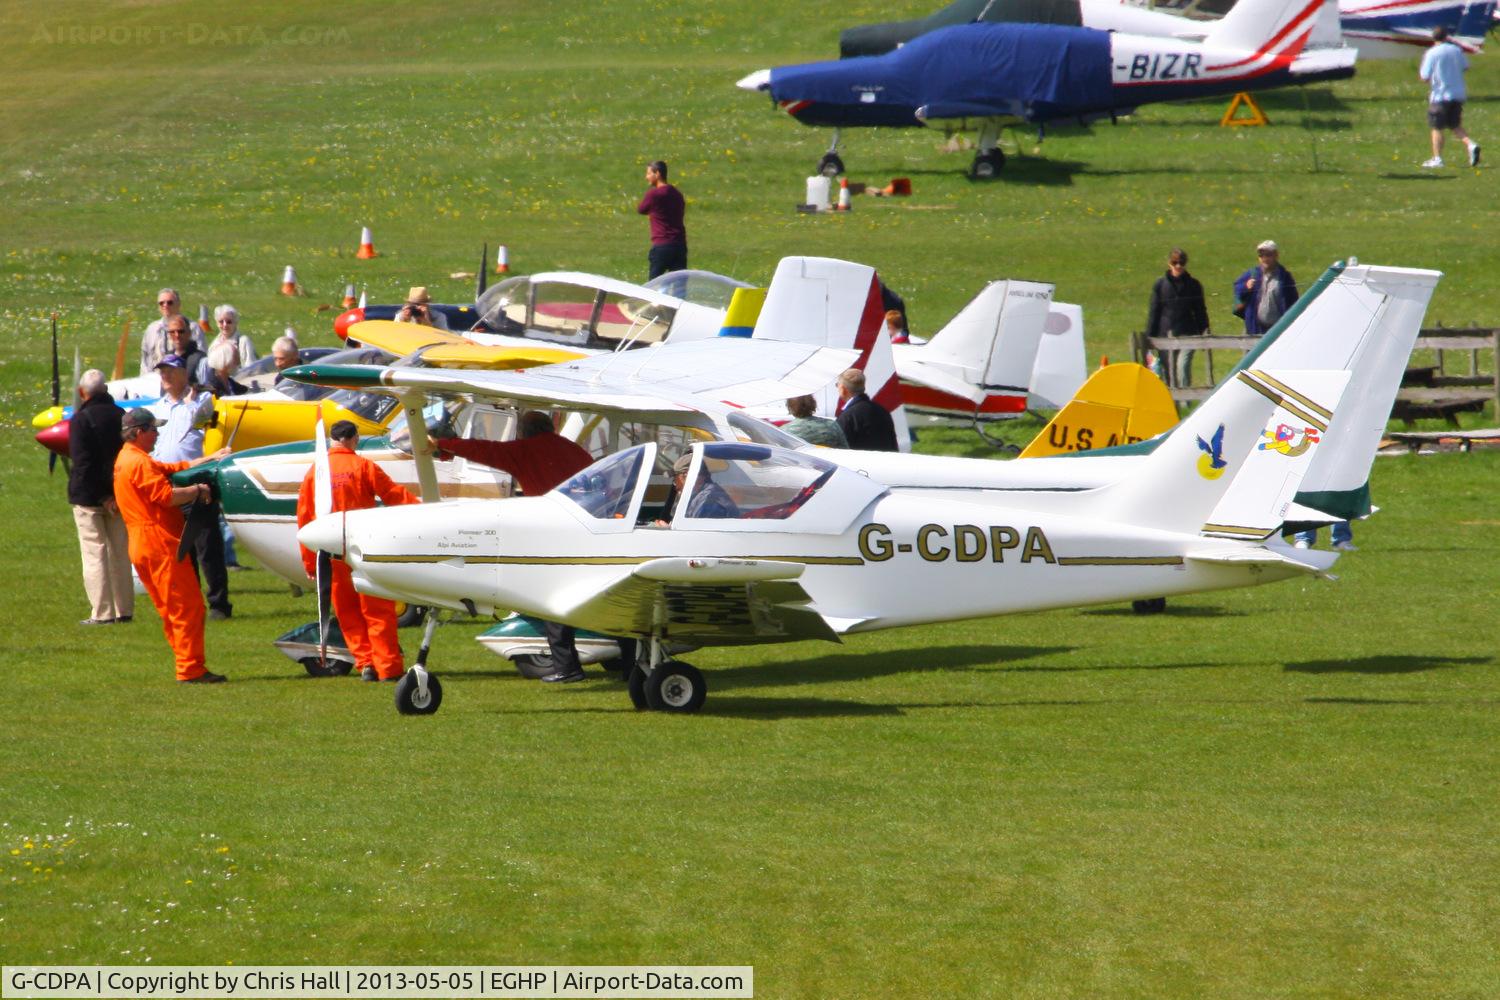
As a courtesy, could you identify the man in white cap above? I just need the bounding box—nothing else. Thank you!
[1232,241,1298,337]
[1420,26,1479,169]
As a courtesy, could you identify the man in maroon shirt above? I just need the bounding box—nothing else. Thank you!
[636,160,687,280]
[435,410,601,683]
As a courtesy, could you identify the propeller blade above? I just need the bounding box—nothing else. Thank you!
[316,549,333,672]
[476,242,489,299]
[50,313,60,406]
[48,451,58,475]
[313,415,332,518]
[112,318,130,381]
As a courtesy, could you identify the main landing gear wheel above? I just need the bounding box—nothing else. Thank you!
[512,654,554,680]
[1132,597,1168,615]
[394,668,443,715]
[299,657,352,678]
[643,661,707,714]
[969,148,1006,179]
[818,152,845,177]
[395,603,426,628]
[627,666,650,710]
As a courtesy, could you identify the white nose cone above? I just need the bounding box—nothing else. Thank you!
[736,69,771,92]
[297,513,344,558]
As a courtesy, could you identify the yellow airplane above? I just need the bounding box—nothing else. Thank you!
[1019,362,1179,459]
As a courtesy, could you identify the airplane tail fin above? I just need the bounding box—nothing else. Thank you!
[1203,0,1327,55]
[921,279,1055,401]
[1027,302,1087,410]
[1018,363,1177,458]
[1455,0,1496,50]
[1231,262,1440,520]
[754,256,912,450]
[718,286,767,338]
[1073,368,1350,540]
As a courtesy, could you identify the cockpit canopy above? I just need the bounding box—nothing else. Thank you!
[476,274,681,348]
[555,442,884,535]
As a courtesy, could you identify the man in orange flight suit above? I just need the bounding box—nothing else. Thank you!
[296,420,420,682]
[113,408,230,683]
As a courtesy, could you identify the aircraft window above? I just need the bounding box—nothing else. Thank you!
[557,446,646,521]
[474,274,529,333]
[683,444,837,521]
[642,270,753,309]
[327,387,402,425]
[727,411,808,450]
[595,292,674,346]
[530,282,599,337]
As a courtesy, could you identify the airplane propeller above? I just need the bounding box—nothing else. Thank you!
[312,415,336,676]
[476,242,489,300]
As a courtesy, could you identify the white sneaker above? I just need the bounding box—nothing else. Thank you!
[1332,540,1358,552]
[1468,143,1481,167]
[1292,538,1311,550]
[1422,157,1444,168]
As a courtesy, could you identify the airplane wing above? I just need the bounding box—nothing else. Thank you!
[285,339,859,419]
[347,319,581,369]
[555,557,841,644]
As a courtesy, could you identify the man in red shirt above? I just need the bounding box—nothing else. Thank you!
[436,411,600,682]
[114,408,230,682]
[296,420,420,681]
[637,160,687,281]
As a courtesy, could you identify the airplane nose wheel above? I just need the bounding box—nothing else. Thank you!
[395,612,444,715]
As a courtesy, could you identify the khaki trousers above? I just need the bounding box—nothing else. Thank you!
[72,504,134,621]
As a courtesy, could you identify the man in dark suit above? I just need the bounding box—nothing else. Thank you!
[69,370,134,625]
[835,368,898,452]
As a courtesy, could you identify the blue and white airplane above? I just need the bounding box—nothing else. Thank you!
[738,0,1357,177]
[1338,0,1494,58]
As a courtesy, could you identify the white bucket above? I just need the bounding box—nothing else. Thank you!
[805,175,831,210]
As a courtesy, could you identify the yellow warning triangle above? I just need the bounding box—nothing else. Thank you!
[1221,92,1269,128]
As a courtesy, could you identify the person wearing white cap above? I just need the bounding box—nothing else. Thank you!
[1232,241,1298,337]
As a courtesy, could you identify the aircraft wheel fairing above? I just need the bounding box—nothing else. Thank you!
[969,149,1006,179]
[627,667,650,711]
[395,669,443,715]
[1132,598,1168,615]
[818,152,845,177]
[643,661,706,714]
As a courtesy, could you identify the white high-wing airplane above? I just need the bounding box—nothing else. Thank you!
[298,364,1351,715]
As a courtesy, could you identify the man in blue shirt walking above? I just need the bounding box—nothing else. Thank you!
[1419,26,1479,168]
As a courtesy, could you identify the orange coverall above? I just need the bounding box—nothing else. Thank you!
[114,440,206,681]
[296,446,420,679]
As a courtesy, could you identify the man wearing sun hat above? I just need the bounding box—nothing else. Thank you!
[394,286,450,330]
[114,408,229,683]
[1232,240,1299,337]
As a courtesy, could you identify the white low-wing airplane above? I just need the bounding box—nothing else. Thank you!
[298,364,1350,714]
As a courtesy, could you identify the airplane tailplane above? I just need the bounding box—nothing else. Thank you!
[1203,0,1326,53]
[1079,368,1350,539]
[754,256,912,450]
[1456,0,1496,48]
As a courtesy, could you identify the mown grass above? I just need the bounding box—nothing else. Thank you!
[1,2,1497,996]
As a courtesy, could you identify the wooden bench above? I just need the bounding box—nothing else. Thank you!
[1133,326,1499,426]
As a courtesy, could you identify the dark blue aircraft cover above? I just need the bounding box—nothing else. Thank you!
[770,22,1114,121]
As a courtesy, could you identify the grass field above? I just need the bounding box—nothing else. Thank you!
[2,2,1498,996]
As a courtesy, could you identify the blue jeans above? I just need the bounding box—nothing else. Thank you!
[1295,521,1352,547]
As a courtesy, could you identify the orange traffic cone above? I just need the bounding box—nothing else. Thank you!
[356,226,378,259]
[836,178,851,212]
[357,287,367,308]
[341,282,357,308]
[281,265,300,296]
[197,303,211,338]
[495,244,510,274]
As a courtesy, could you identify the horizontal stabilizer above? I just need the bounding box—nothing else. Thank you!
[1187,545,1338,577]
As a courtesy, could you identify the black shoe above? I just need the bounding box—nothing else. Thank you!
[541,669,587,683]
[114,615,133,623]
[208,608,231,621]
[79,617,115,626]
[180,671,227,684]
[360,666,378,682]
